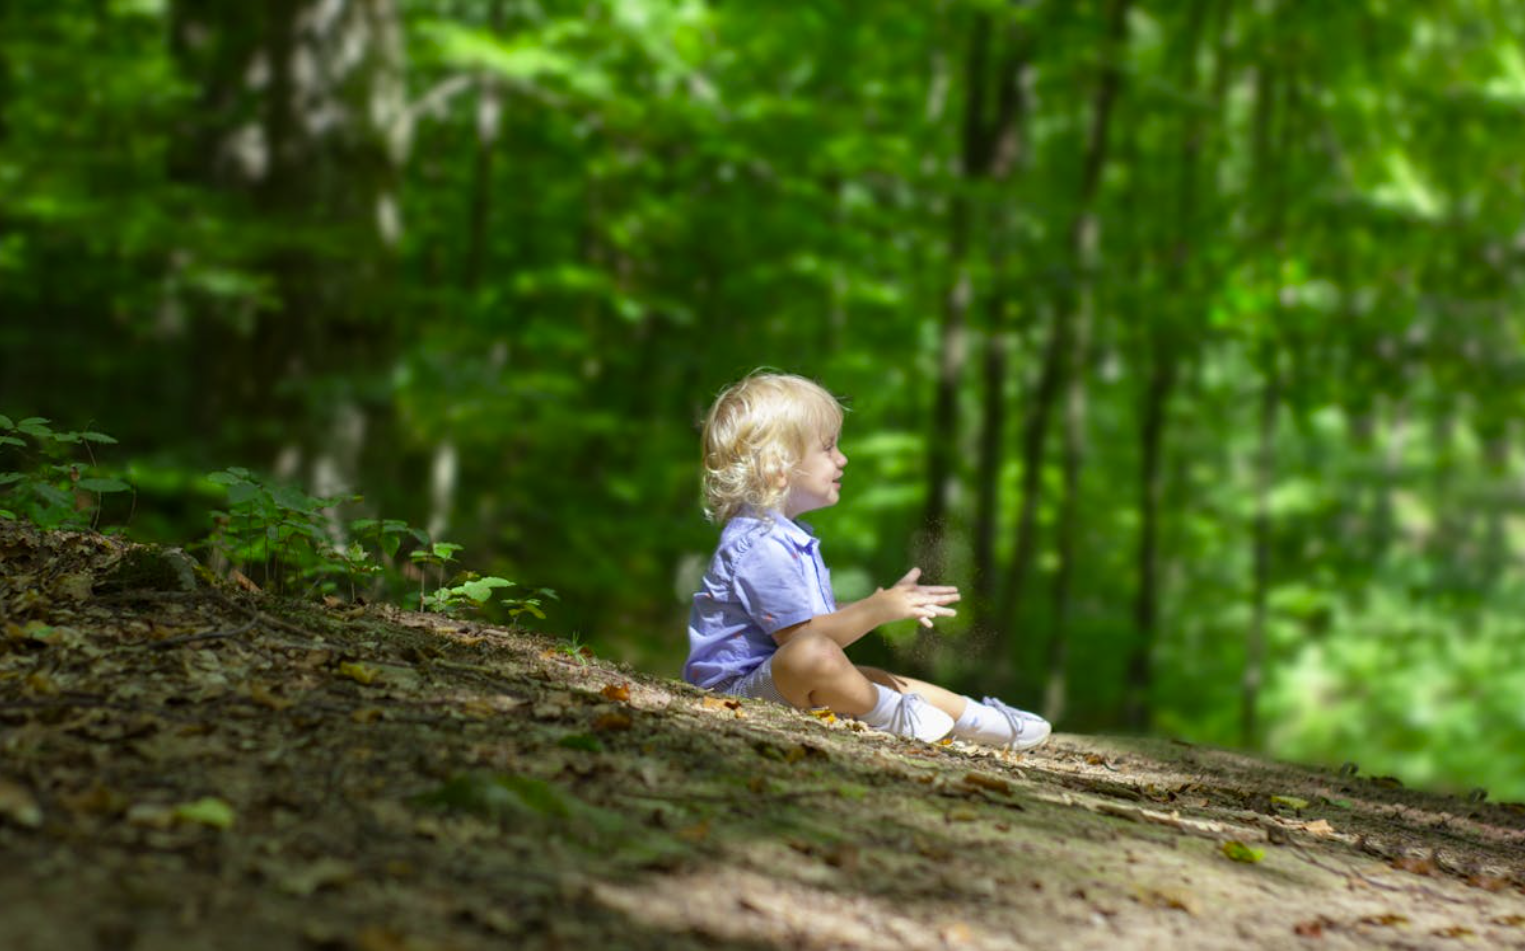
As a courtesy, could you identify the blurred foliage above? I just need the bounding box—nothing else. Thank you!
[3,0,1524,798]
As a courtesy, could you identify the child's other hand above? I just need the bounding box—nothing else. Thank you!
[878,567,961,628]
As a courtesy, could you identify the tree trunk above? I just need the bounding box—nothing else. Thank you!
[1029,0,1130,707]
[922,10,1028,580]
[1122,0,1216,732]
[971,28,1032,623]
[1246,342,1279,748]
[1243,30,1293,749]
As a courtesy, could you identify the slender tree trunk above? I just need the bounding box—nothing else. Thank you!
[1243,31,1294,749]
[1028,0,1130,706]
[974,296,1011,615]
[923,10,1029,580]
[1246,341,1280,748]
[1123,0,1216,732]
[972,28,1032,623]
[921,13,990,575]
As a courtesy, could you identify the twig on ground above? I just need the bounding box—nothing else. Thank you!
[143,617,259,651]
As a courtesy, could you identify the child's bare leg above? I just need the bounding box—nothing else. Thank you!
[857,666,968,721]
[770,633,878,715]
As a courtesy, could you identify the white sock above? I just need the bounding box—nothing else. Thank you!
[952,696,1010,744]
[855,684,904,730]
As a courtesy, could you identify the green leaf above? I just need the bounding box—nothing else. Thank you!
[0,436,23,447]
[431,542,463,560]
[1221,841,1264,863]
[174,796,236,829]
[349,518,378,532]
[557,734,604,753]
[77,477,130,493]
[18,420,54,438]
[0,472,24,485]
[1271,795,1310,811]
[459,576,514,602]
[271,483,319,513]
[0,415,13,429]
[225,483,261,505]
[206,471,243,485]
[79,431,118,444]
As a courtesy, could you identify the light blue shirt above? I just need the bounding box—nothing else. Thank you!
[683,510,837,690]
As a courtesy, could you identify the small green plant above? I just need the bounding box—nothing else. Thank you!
[558,630,594,664]
[424,571,559,620]
[202,468,554,626]
[0,415,130,530]
[204,467,359,594]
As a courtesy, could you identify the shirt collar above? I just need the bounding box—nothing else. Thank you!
[766,509,818,551]
[729,506,819,550]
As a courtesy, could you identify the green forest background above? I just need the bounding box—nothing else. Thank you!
[4,0,1524,799]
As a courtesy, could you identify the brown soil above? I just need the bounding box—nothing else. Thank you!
[3,521,1524,951]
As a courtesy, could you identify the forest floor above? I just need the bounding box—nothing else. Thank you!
[3,522,1525,951]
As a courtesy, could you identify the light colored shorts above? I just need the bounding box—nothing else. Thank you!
[715,655,790,707]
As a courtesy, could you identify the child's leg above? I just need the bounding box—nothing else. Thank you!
[770,632,879,715]
[857,667,968,721]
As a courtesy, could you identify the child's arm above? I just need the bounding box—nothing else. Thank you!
[773,568,959,649]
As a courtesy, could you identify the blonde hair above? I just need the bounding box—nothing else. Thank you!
[700,372,845,524]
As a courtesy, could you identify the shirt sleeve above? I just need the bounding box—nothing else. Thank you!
[733,535,819,637]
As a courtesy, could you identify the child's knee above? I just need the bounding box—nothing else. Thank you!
[776,632,851,680]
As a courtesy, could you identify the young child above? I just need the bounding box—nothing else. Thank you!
[683,371,1051,750]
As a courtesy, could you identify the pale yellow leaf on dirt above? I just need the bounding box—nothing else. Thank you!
[247,683,295,711]
[601,682,631,703]
[51,571,95,601]
[339,661,382,685]
[0,779,43,828]
[174,796,236,829]
[126,803,176,829]
[1302,818,1337,837]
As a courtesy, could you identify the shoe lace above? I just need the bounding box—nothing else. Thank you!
[981,696,1041,739]
[890,692,946,741]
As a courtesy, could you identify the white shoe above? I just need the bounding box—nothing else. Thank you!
[980,696,1052,751]
[887,692,955,743]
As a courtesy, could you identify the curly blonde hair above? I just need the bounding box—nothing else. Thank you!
[700,372,845,524]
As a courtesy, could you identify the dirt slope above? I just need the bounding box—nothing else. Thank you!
[3,522,1524,951]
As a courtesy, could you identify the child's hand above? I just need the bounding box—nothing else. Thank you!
[877,567,960,629]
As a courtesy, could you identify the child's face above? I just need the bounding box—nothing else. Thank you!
[782,428,848,519]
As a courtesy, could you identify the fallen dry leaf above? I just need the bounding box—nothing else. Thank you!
[963,772,1010,795]
[0,779,42,829]
[1301,818,1337,837]
[600,682,631,703]
[592,711,632,732]
[1132,884,1199,915]
[1390,855,1436,876]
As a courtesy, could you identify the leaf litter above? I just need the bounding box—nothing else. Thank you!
[2,520,1525,950]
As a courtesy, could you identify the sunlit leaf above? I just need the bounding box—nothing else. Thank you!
[173,796,235,829]
[1221,840,1264,863]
